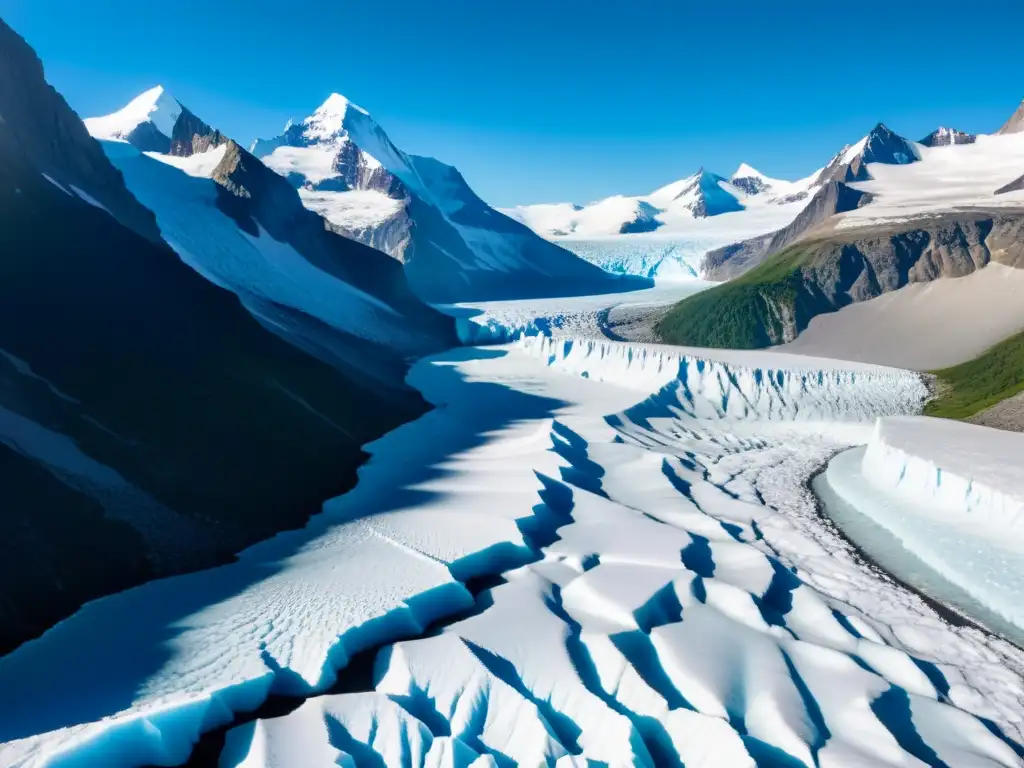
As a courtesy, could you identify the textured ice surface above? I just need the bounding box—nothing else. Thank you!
[450,282,711,344]
[2,338,1022,767]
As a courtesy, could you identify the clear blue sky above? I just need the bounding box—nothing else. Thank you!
[4,0,1023,207]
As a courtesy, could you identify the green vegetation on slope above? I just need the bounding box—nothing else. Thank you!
[925,330,1024,419]
[655,245,812,349]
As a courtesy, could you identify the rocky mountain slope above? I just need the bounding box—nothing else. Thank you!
[997,98,1024,135]
[702,124,918,280]
[658,110,1024,352]
[87,88,456,372]
[703,180,874,280]
[920,126,976,146]
[0,19,456,654]
[248,94,641,303]
[659,212,1024,350]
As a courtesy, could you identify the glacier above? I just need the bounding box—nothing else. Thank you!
[449,282,711,345]
[2,333,1023,767]
[820,417,1024,642]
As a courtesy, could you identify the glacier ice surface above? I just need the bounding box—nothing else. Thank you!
[2,335,1023,768]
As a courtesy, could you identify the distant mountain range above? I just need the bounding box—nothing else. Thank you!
[502,164,817,238]
[654,102,1024,351]
[504,110,1024,286]
[87,86,644,305]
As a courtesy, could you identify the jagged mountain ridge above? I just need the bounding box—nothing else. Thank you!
[87,88,457,368]
[919,126,976,147]
[249,93,643,303]
[703,118,1024,281]
[85,85,228,158]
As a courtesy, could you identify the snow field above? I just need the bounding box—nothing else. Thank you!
[1,338,1021,767]
[836,132,1024,229]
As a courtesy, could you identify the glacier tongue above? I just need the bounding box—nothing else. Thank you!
[2,338,1022,768]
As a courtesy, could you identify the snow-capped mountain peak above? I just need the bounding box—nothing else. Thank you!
[87,86,227,159]
[302,92,371,143]
[862,122,919,164]
[731,162,765,181]
[730,163,779,196]
[84,85,182,142]
[814,123,918,186]
[246,91,630,302]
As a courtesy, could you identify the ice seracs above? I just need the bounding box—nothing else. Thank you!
[2,331,1022,767]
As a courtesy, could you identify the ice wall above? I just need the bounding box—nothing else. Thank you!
[517,336,928,424]
[862,416,1024,538]
[823,416,1024,637]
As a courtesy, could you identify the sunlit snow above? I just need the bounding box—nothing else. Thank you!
[2,331,1022,768]
[836,132,1024,229]
[83,85,181,141]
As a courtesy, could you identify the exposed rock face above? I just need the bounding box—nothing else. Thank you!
[996,173,1024,195]
[0,21,455,653]
[326,139,407,197]
[249,95,641,303]
[209,140,453,351]
[997,98,1024,135]
[769,214,1024,344]
[169,105,227,157]
[702,181,873,280]
[122,120,172,153]
[919,127,976,147]
[0,19,162,242]
[661,211,1024,351]
[730,175,767,195]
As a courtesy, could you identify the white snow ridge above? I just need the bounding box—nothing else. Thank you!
[2,335,1022,768]
[83,85,182,141]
